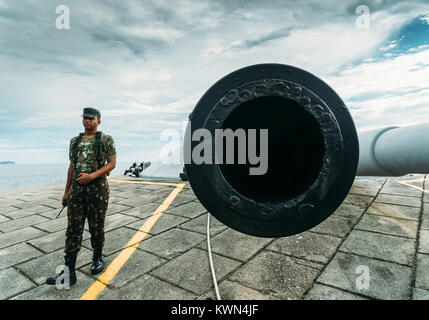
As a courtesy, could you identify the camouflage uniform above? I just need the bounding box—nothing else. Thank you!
[65,133,116,254]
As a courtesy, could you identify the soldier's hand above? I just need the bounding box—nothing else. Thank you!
[62,193,68,206]
[76,173,94,184]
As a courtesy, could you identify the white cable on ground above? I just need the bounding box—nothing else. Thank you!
[207,212,221,300]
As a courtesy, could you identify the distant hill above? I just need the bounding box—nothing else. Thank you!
[0,161,15,165]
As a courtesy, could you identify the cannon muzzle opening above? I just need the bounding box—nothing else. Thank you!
[185,64,359,238]
[219,95,325,203]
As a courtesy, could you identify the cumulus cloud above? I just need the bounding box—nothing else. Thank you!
[1,0,429,164]
[325,46,429,131]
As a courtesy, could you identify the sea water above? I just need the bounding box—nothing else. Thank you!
[0,162,136,191]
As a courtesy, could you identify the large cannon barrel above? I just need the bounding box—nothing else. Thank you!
[184,63,428,238]
[357,123,429,176]
[184,63,359,238]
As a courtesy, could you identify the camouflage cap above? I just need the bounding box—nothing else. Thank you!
[82,107,101,119]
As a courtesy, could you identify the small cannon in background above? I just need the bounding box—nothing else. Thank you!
[184,63,429,238]
[124,161,151,178]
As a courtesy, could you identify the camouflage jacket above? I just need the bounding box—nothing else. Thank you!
[69,132,116,193]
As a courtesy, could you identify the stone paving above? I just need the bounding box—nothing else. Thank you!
[0,174,428,300]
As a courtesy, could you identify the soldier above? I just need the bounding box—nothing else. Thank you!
[46,107,116,286]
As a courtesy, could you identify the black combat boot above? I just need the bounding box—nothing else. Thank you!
[46,252,77,286]
[90,248,104,275]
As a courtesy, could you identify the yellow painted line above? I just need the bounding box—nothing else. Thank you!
[80,182,186,300]
[108,178,182,187]
[396,178,429,194]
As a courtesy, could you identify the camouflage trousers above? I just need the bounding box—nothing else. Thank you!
[65,179,109,254]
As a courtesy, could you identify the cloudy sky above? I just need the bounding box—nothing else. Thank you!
[0,0,428,164]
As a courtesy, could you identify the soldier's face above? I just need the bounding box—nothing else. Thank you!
[83,116,101,130]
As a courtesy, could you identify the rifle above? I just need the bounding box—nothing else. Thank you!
[56,200,67,218]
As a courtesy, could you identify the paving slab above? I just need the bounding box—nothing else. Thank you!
[375,194,421,208]
[150,247,242,295]
[423,202,429,217]
[412,287,429,300]
[35,216,68,233]
[29,229,91,253]
[199,228,274,262]
[140,184,172,192]
[421,218,429,231]
[138,228,205,260]
[127,213,189,236]
[0,215,49,233]
[114,202,160,219]
[116,194,169,207]
[379,181,422,198]
[332,203,366,219]
[200,280,279,300]
[179,213,228,236]
[229,251,322,300]
[149,187,177,198]
[108,195,129,203]
[16,247,93,285]
[339,230,415,266]
[170,193,197,207]
[103,213,140,232]
[4,207,49,220]
[352,178,386,190]
[0,268,36,300]
[349,186,380,197]
[20,205,55,215]
[418,230,429,254]
[354,214,418,238]
[0,206,22,217]
[424,192,429,204]
[0,199,26,207]
[81,227,144,256]
[366,202,421,221]
[0,215,11,223]
[117,185,155,196]
[39,200,63,209]
[304,283,368,300]
[310,214,359,238]
[0,227,47,250]
[0,243,43,270]
[317,252,412,300]
[11,200,51,210]
[165,201,208,219]
[18,193,60,201]
[98,274,197,300]
[81,249,166,289]
[266,231,342,264]
[38,208,68,219]
[11,271,96,300]
[343,194,374,209]
[105,203,133,216]
[415,254,429,290]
